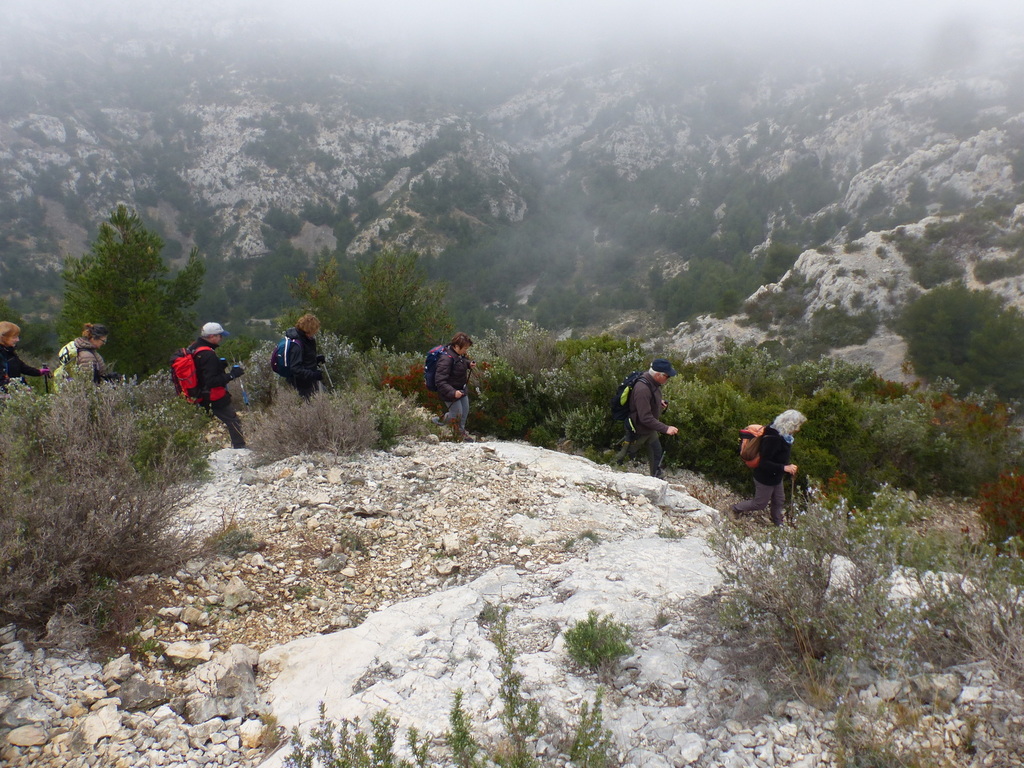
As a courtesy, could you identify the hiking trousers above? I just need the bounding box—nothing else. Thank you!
[618,430,664,478]
[210,395,246,449]
[733,479,785,526]
[442,395,470,429]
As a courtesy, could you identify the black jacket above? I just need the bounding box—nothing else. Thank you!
[434,347,471,402]
[752,426,793,486]
[284,327,322,389]
[0,344,41,386]
[189,337,232,402]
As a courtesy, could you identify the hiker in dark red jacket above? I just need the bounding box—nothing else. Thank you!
[190,322,246,449]
[432,332,476,441]
[731,409,806,526]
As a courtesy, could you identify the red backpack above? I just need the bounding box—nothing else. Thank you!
[170,346,211,404]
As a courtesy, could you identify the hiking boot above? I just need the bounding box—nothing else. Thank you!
[431,416,444,426]
[459,429,475,442]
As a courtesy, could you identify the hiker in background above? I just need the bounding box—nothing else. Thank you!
[432,331,476,441]
[191,322,246,449]
[67,323,121,383]
[284,313,325,400]
[0,321,48,390]
[616,358,679,479]
[731,409,806,527]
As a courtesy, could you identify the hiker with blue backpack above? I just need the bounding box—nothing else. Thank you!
[427,332,476,441]
[730,409,806,527]
[188,322,246,449]
[273,313,325,400]
[613,358,679,479]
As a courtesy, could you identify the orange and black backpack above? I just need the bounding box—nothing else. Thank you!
[738,424,765,468]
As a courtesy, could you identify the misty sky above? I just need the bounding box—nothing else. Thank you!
[8,0,1024,68]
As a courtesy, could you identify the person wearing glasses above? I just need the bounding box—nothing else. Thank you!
[64,323,120,383]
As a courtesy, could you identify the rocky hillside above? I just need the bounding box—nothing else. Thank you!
[1,439,1020,768]
[3,8,1024,368]
[667,203,1024,380]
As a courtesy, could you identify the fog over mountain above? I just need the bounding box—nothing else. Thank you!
[3,0,1024,381]
[8,0,1024,66]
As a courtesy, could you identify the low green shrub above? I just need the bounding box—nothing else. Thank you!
[563,403,613,451]
[284,704,430,768]
[207,524,260,558]
[716,491,923,670]
[368,387,428,449]
[564,611,633,673]
[568,688,615,768]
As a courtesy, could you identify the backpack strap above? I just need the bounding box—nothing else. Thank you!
[284,337,298,367]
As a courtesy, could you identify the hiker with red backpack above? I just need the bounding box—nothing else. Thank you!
[185,322,246,449]
[730,409,806,527]
[430,332,476,441]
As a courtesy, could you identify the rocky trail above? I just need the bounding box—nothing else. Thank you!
[1,438,1020,768]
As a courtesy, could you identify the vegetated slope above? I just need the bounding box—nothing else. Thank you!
[2,15,1023,342]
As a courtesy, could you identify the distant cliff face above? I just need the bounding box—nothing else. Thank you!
[2,17,1023,374]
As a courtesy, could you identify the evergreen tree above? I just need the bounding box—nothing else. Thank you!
[899,283,1024,401]
[58,205,205,377]
[292,249,452,352]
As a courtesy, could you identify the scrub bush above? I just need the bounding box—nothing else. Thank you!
[247,388,379,462]
[978,472,1024,547]
[0,379,206,627]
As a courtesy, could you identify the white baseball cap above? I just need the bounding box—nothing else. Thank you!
[201,322,229,337]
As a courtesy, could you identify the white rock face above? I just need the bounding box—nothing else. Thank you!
[259,536,721,768]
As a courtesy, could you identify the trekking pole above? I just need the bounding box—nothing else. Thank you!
[233,359,250,407]
[319,361,334,392]
[788,473,796,526]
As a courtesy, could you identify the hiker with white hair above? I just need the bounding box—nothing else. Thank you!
[730,408,806,526]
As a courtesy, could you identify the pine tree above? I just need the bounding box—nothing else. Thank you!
[58,205,204,377]
[291,249,452,352]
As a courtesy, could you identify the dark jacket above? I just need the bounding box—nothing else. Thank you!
[284,327,322,391]
[434,347,472,402]
[1,344,41,386]
[628,373,671,436]
[189,337,231,403]
[752,426,793,486]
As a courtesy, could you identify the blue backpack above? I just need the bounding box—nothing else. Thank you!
[423,345,451,392]
[271,336,301,379]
